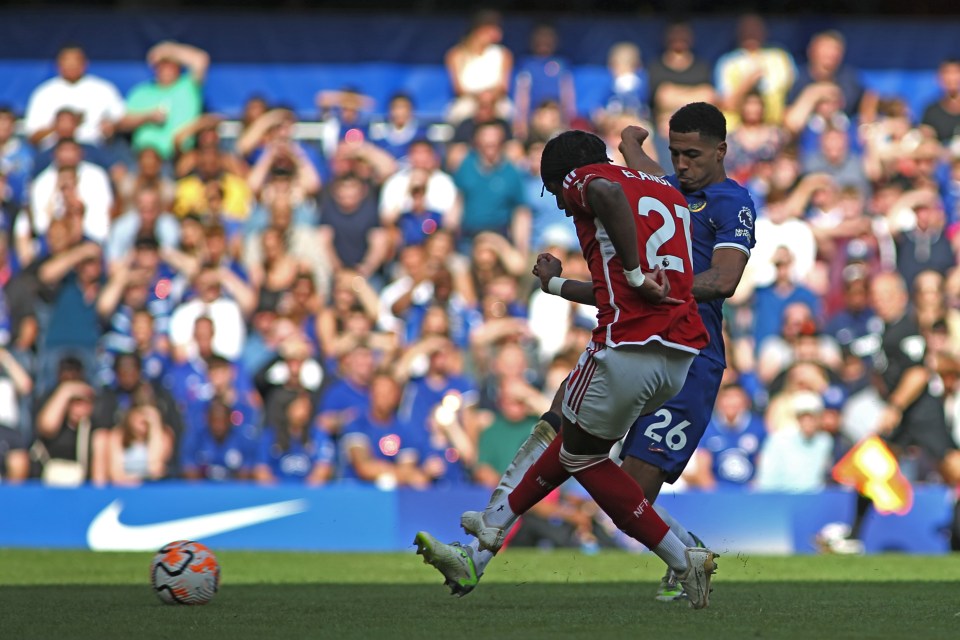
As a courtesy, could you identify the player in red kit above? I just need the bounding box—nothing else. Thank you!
[457,130,717,608]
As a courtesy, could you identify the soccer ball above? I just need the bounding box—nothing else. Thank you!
[150,540,220,605]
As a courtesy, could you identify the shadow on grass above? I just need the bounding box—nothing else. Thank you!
[4,583,958,640]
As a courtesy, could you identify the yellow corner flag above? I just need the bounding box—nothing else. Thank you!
[831,436,914,515]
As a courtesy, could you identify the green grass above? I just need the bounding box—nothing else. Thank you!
[1,549,958,639]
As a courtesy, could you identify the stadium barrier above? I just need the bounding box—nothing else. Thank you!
[0,483,951,553]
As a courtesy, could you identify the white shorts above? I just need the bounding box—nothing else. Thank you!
[562,341,695,441]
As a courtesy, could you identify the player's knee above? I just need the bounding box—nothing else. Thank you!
[559,445,608,474]
[621,456,668,495]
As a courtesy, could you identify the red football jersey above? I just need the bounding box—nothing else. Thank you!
[561,163,709,353]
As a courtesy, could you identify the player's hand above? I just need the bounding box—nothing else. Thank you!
[533,253,563,293]
[619,125,650,148]
[637,265,683,305]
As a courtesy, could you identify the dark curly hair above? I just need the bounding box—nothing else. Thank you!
[540,130,610,187]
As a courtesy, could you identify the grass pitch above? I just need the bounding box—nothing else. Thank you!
[1,549,957,639]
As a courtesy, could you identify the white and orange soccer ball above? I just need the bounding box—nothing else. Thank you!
[150,540,220,605]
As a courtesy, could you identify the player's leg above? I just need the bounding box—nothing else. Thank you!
[468,343,718,608]
[415,385,564,595]
[619,356,724,601]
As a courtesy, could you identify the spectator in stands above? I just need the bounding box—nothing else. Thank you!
[824,265,882,355]
[388,172,445,252]
[803,127,870,195]
[173,114,247,179]
[0,346,32,482]
[254,333,324,433]
[921,59,960,144]
[27,138,113,244]
[244,188,325,295]
[105,186,180,263]
[787,30,871,120]
[699,383,767,489]
[453,122,529,253]
[395,335,477,431]
[0,106,33,211]
[168,263,246,362]
[119,41,210,160]
[340,372,428,488]
[92,351,183,453]
[173,141,253,222]
[317,270,382,361]
[247,227,304,313]
[368,93,426,163]
[523,140,578,253]
[32,108,114,176]
[115,147,175,215]
[96,257,166,378]
[647,22,715,142]
[714,14,795,125]
[473,377,541,487]
[894,193,955,290]
[756,391,833,492]
[181,396,258,482]
[753,247,821,350]
[103,403,172,486]
[603,42,649,119]
[445,10,513,125]
[316,88,374,160]
[246,124,321,201]
[318,173,389,282]
[416,389,476,487]
[725,92,786,185]
[254,391,334,485]
[24,44,126,150]
[512,24,576,141]
[30,376,96,486]
[35,238,103,393]
[447,89,516,172]
[316,341,375,437]
[380,139,458,232]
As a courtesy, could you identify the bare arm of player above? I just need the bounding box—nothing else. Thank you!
[691,247,749,302]
[618,126,667,177]
[532,253,596,305]
[586,179,674,304]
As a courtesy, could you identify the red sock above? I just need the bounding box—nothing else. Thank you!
[507,434,570,515]
[574,459,670,548]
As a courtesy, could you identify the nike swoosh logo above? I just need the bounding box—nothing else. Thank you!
[86,498,309,551]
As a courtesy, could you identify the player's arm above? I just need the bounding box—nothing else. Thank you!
[533,253,596,305]
[618,125,666,177]
[691,247,749,302]
[586,178,673,303]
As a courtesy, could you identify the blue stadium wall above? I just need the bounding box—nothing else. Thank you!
[0,10,956,119]
[0,484,952,553]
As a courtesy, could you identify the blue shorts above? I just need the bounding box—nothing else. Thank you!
[620,355,725,483]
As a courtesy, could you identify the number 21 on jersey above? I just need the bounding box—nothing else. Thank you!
[637,196,692,273]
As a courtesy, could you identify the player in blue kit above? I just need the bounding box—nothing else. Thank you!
[416,102,755,602]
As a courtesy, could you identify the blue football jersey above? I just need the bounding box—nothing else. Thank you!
[665,175,757,367]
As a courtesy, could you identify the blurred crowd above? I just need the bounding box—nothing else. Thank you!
[1,12,959,530]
